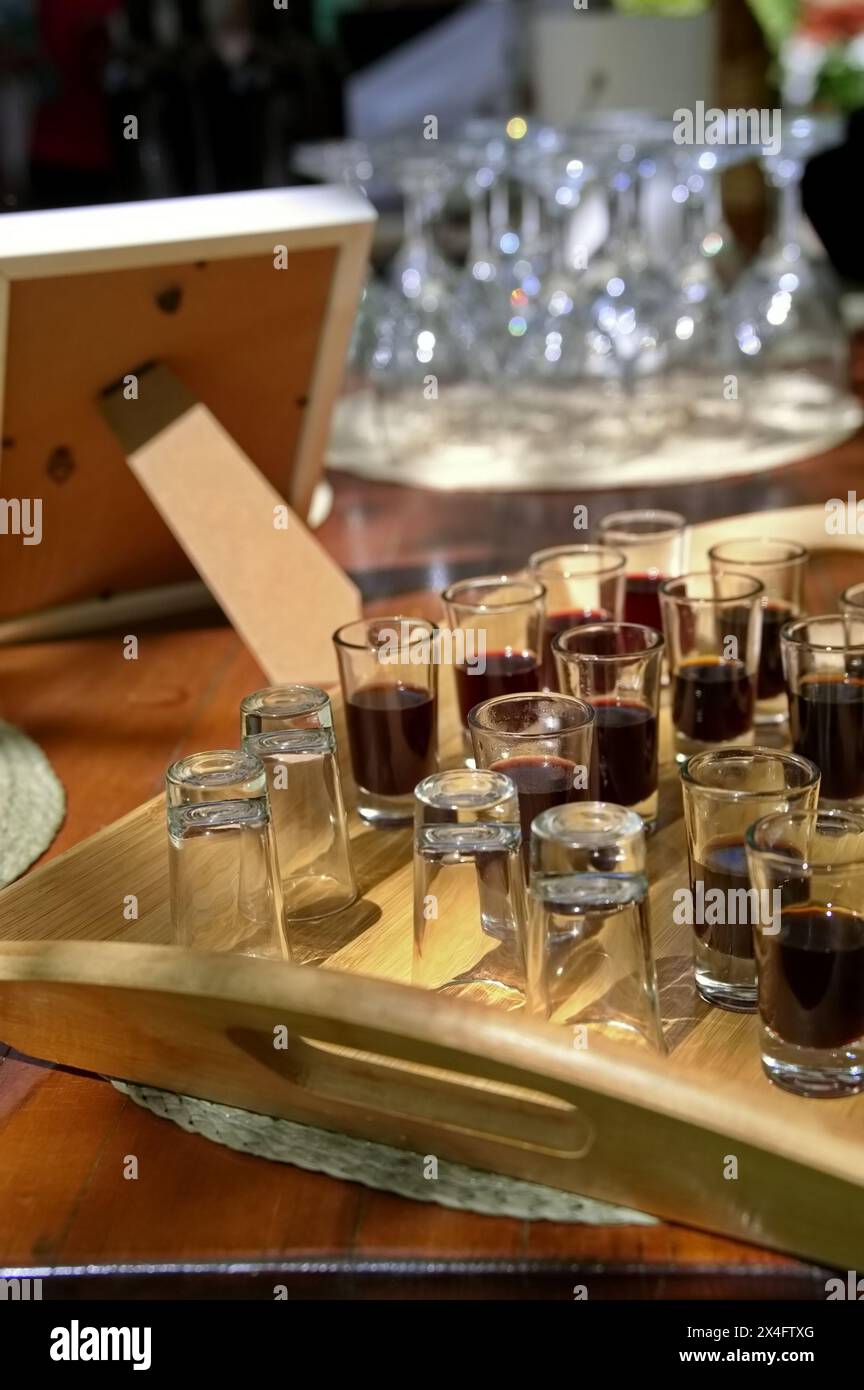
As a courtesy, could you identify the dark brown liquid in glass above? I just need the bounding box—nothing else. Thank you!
[690,836,755,959]
[758,903,864,1049]
[345,683,436,796]
[672,657,754,743]
[624,573,666,631]
[589,699,657,807]
[757,601,794,700]
[455,648,540,726]
[490,754,580,866]
[541,607,610,689]
[789,675,864,802]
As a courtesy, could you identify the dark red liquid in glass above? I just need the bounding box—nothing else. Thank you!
[490,754,581,866]
[345,683,436,796]
[589,699,657,808]
[624,573,666,632]
[690,836,755,960]
[757,601,794,700]
[672,658,755,744]
[455,648,540,726]
[541,608,610,689]
[789,675,864,802]
[758,903,864,1049]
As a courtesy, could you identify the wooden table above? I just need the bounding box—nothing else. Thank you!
[1,437,862,1299]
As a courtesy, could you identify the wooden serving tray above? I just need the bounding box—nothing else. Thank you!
[1,678,863,1270]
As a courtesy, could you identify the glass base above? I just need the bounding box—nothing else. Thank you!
[355,786,414,826]
[761,1027,864,1097]
[435,979,524,1011]
[283,874,357,921]
[695,970,757,1013]
[675,727,754,763]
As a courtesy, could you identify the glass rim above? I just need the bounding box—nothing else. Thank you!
[552,621,664,662]
[659,570,764,605]
[240,684,330,715]
[166,749,264,786]
[332,615,437,652]
[746,807,864,869]
[597,508,686,542]
[707,537,808,567]
[414,768,517,810]
[528,544,627,578]
[441,573,546,614]
[466,690,595,737]
[681,746,821,798]
[840,581,864,608]
[780,612,864,654]
[532,800,644,847]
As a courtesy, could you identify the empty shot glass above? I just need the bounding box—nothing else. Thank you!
[782,614,864,809]
[680,748,821,1013]
[747,808,864,1098]
[525,802,664,1050]
[528,544,626,690]
[660,571,763,760]
[468,692,595,869]
[708,538,808,725]
[597,509,687,632]
[553,622,664,831]
[240,684,332,735]
[333,616,438,826]
[412,769,527,1009]
[441,575,545,741]
[166,750,288,960]
[243,727,357,940]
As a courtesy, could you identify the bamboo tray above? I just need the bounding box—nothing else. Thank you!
[1,662,864,1270]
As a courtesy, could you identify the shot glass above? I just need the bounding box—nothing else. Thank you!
[782,615,864,809]
[747,808,864,1098]
[553,622,664,831]
[412,769,527,1009]
[333,616,438,825]
[240,684,332,734]
[597,509,687,631]
[681,748,821,1012]
[839,581,864,618]
[441,575,545,742]
[525,802,664,1050]
[708,538,808,725]
[243,728,357,936]
[528,544,626,690]
[166,750,288,960]
[468,692,595,869]
[660,571,763,760]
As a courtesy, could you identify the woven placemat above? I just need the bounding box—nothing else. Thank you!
[114,1080,656,1225]
[0,719,66,887]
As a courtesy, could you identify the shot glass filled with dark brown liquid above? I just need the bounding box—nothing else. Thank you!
[681,748,820,1012]
[442,575,545,754]
[467,693,595,870]
[553,622,663,832]
[597,510,687,634]
[708,538,808,726]
[334,617,438,826]
[528,545,626,690]
[782,614,864,809]
[660,571,763,761]
[748,808,864,1098]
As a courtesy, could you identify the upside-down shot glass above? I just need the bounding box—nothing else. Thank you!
[782,614,864,809]
[412,769,527,1009]
[747,808,864,1098]
[708,538,808,725]
[441,575,545,747]
[528,545,626,690]
[597,509,687,631]
[525,802,665,1050]
[333,616,438,825]
[660,571,763,760]
[553,622,664,831]
[240,684,333,734]
[166,750,288,960]
[468,692,595,869]
[680,748,821,1012]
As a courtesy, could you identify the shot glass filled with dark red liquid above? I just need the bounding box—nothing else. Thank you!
[334,616,438,826]
[442,575,545,753]
[528,544,626,690]
[660,571,763,761]
[553,622,663,832]
[467,692,595,870]
[708,538,808,726]
[782,614,864,809]
[747,808,864,1098]
[681,748,820,1012]
[597,510,687,633]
